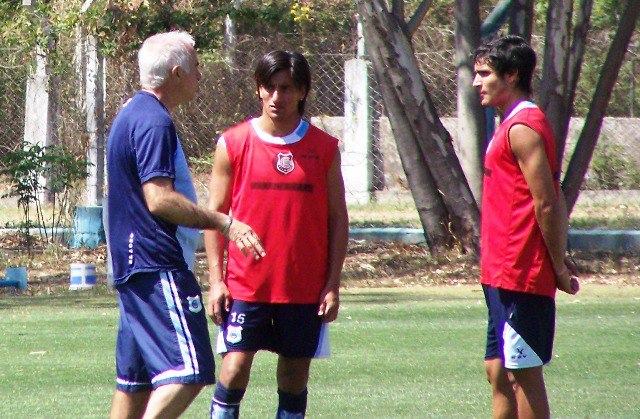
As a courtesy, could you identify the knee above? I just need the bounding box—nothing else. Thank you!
[484,361,499,385]
[279,365,307,381]
[485,360,513,392]
[277,359,311,393]
[219,357,253,388]
[278,359,310,380]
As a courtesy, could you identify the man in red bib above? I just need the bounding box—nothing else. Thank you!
[204,50,349,418]
[474,36,579,418]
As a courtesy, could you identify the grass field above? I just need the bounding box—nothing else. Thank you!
[0,285,638,418]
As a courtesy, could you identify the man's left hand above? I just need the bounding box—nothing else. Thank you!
[318,287,340,323]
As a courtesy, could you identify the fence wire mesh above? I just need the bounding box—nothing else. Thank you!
[1,27,639,215]
[0,47,29,159]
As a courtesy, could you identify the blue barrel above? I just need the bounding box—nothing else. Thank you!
[0,267,27,290]
[70,206,106,249]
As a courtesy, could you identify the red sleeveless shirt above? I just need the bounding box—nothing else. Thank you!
[222,120,339,303]
[481,102,559,298]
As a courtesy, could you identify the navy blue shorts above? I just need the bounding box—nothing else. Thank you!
[483,285,556,369]
[115,270,216,392]
[216,300,330,358]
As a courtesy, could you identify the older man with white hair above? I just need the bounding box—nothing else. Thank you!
[106,31,265,418]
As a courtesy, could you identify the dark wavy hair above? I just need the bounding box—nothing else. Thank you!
[254,50,311,116]
[474,35,536,95]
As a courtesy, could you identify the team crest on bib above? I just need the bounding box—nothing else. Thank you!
[226,326,243,344]
[275,152,295,174]
[187,296,203,313]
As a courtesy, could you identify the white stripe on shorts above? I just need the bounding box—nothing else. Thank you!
[116,377,148,386]
[502,322,544,369]
[152,271,199,384]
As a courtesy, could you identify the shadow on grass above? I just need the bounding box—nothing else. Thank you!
[0,289,117,310]
[344,289,481,305]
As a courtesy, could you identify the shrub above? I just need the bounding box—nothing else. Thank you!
[0,141,89,253]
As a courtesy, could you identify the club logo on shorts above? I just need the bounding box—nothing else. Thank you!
[274,152,295,174]
[187,296,203,313]
[511,347,528,361]
[226,325,243,344]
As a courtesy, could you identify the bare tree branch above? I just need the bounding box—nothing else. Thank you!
[407,0,434,38]
[508,0,533,41]
[481,0,512,37]
[391,0,405,22]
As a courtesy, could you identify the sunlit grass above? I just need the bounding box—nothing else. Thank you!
[570,199,640,230]
[0,202,58,228]
[347,191,640,230]
[348,199,421,228]
[0,286,638,418]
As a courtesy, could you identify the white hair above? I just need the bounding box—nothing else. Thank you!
[138,31,195,89]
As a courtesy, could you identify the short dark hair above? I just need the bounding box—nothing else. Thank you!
[474,35,536,95]
[254,50,311,115]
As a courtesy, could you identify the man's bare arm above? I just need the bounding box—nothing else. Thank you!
[510,124,579,294]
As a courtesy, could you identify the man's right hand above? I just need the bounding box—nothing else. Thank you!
[226,218,266,260]
[556,258,580,295]
[207,281,231,326]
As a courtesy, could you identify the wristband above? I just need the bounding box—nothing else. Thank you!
[221,215,233,237]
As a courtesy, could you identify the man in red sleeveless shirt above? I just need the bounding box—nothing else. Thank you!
[204,50,349,418]
[474,36,579,418]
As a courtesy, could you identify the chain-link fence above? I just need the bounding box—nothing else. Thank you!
[1,27,640,209]
[0,47,29,159]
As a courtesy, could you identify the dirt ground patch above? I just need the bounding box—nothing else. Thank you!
[0,234,638,295]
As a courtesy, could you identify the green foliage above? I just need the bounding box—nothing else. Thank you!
[0,141,89,251]
[531,0,627,32]
[586,139,640,190]
[590,0,627,30]
[82,0,355,59]
[189,153,215,175]
[0,1,83,74]
[95,1,228,58]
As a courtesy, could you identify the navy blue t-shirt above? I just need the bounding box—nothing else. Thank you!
[106,91,196,285]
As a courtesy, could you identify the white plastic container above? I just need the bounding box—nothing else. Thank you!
[69,263,97,290]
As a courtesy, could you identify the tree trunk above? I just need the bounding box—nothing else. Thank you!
[538,0,573,154]
[560,0,594,161]
[454,0,485,204]
[563,0,640,212]
[509,0,534,42]
[357,0,480,254]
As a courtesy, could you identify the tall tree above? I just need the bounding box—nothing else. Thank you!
[454,0,485,204]
[563,0,640,211]
[537,0,573,155]
[358,0,639,252]
[532,0,639,211]
[508,0,533,41]
[356,0,480,254]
